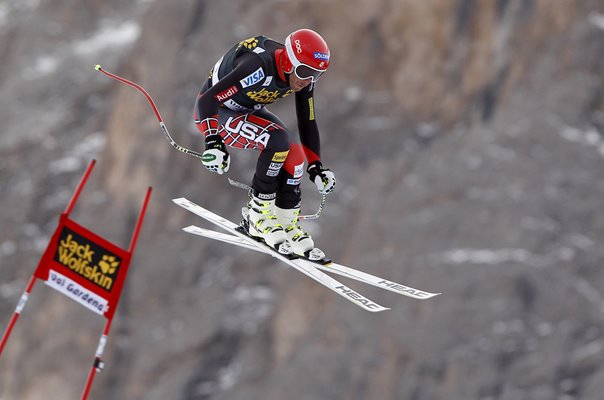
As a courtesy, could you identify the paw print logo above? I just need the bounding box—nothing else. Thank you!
[99,255,120,274]
[239,38,258,49]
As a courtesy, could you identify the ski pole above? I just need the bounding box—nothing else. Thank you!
[94,64,204,159]
[228,178,326,220]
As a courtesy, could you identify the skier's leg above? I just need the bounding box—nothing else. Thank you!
[214,110,291,252]
[244,122,291,251]
[250,109,326,259]
[275,142,327,261]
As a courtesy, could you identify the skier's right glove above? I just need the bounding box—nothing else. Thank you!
[199,118,230,175]
[307,161,336,194]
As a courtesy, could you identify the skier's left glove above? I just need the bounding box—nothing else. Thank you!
[307,161,336,194]
[199,118,230,175]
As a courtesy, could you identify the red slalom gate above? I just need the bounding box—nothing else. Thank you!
[0,159,152,399]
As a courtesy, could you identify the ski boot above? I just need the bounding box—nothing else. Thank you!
[241,192,292,255]
[275,206,330,264]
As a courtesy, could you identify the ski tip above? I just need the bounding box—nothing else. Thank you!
[94,64,102,71]
[363,306,390,313]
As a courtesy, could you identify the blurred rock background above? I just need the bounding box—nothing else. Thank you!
[1,0,604,399]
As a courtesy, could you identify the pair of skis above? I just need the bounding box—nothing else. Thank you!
[173,198,440,312]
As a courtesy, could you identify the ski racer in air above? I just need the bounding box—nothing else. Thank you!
[194,29,336,261]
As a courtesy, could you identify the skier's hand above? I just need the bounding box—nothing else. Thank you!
[202,134,230,175]
[307,161,336,194]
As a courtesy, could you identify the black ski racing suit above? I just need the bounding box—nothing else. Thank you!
[194,36,323,209]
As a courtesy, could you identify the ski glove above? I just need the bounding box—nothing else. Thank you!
[307,161,336,194]
[202,134,230,175]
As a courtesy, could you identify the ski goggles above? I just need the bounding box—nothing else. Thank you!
[292,64,326,82]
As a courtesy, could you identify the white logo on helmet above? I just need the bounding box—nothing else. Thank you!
[294,39,302,54]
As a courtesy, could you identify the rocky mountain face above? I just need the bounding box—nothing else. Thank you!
[1,0,604,399]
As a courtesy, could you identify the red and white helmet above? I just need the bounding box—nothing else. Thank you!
[282,29,330,83]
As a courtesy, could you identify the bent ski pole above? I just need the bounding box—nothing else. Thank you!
[94,64,204,160]
[228,178,326,220]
